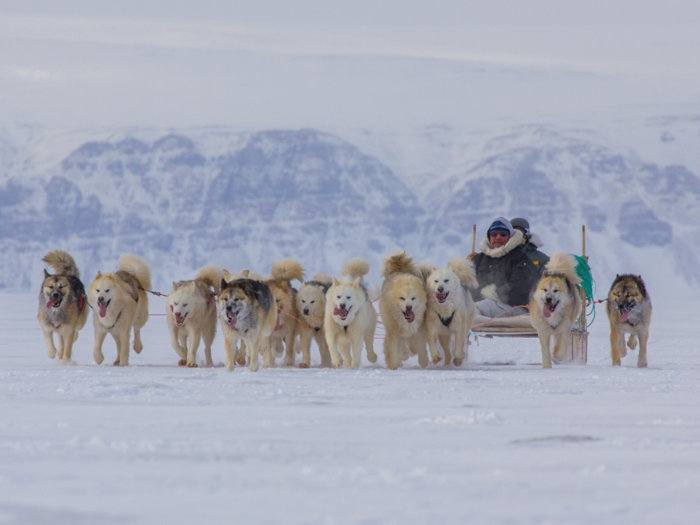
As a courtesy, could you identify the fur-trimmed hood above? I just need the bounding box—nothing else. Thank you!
[527,232,544,249]
[479,230,524,259]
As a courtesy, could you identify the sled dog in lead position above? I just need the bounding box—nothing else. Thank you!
[607,274,651,368]
[166,265,224,367]
[296,274,333,368]
[529,251,582,368]
[88,254,151,366]
[218,278,278,372]
[379,251,428,370]
[263,259,305,367]
[324,258,378,369]
[38,250,89,363]
[420,258,478,367]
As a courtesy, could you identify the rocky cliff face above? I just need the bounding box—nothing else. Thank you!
[1,124,698,295]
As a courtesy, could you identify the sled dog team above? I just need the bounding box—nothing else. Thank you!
[38,249,652,370]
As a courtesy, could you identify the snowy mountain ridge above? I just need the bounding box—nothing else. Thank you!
[0,121,698,299]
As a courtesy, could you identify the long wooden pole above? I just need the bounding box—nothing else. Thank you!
[582,225,586,259]
[471,224,477,253]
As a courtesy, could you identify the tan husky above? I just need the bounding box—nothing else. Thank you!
[379,251,428,370]
[88,254,151,366]
[263,259,305,367]
[166,265,224,367]
[324,258,378,369]
[38,250,89,364]
[529,252,582,368]
[420,258,478,367]
[607,274,652,368]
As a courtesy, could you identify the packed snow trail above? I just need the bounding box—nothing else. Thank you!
[0,293,697,524]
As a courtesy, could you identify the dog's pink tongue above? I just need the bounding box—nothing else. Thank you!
[619,310,629,322]
[228,312,238,328]
[543,305,552,319]
[405,311,415,323]
[99,302,108,318]
[436,293,447,302]
[46,298,59,308]
[333,307,347,317]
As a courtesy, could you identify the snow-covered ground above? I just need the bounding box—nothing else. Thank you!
[1,293,697,524]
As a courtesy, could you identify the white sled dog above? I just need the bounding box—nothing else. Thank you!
[296,274,333,368]
[529,251,582,368]
[379,251,428,370]
[324,258,378,369]
[218,278,278,372]
[263,259,305,367]
[88,254,151,366]
[420,258,478,367]
[166,265,224,367]
[38,250,89,364]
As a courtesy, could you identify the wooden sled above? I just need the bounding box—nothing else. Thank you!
[470,225,589,365]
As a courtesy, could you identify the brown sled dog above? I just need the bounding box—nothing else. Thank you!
[88,254,151,366]
[38,250,89,363]
[607,274,652,368]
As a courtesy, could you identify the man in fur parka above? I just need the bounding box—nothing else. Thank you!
[467,217,538,318]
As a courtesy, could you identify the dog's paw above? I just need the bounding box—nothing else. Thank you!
[627,335,638,351]
[298,362,310,369]
[113,358,121,366]
[187,362,198,368]
[93,352,104,365]
[637,358,647,368]
[432,354,442,365]
[47,349,57,360]
[332,359,343,368]
[178,359,187,366]
[453,358,464,367]
[133,340,143,354]
[236,356,246,366]
[367,352,378,364]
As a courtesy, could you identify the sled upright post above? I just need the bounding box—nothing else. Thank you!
[564,225,589,364]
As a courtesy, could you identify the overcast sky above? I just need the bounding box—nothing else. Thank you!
[1,1,699,131]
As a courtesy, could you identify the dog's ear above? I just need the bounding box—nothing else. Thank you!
[351,277,360,288]
[242,269,250,278]
[95,271,102,278]
[332,277,340,287]
[43,269,50,279]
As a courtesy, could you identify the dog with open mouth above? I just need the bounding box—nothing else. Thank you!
[379,251,428,370]
[324,258,378,369]
[528,251,582,368]
[222,268,263,366]
[166,265,224,367]
[38,250,89,364]
[606,274,651,367]
[88,254,151,367]
[420,257,478,367]
[296,273,333,368]
[263,259,305,367]
[217,277,277,372]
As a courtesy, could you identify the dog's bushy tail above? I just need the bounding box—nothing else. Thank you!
[271,259,305,283]
[341,258,370,280]
[312,273,333,286]
[381,250,418,278]
[545,251,582,286]
[42,250,80,278]
[196,264,225,294]
[447,257,478,288]
[118,254,152,291]
[418,260,438,281]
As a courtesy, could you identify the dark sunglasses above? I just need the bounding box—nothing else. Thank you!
[489,230,510,238]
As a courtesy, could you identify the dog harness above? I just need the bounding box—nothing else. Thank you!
[438,311,455,327]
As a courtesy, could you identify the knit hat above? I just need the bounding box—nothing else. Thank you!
[487,217,514,237]
[510,218,530,231]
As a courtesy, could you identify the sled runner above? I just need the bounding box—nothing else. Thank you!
[470,226,591,364]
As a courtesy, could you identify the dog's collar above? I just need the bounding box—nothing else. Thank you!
[439,311,455,327]
[107,310,123,330]
[343,325,348,332]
